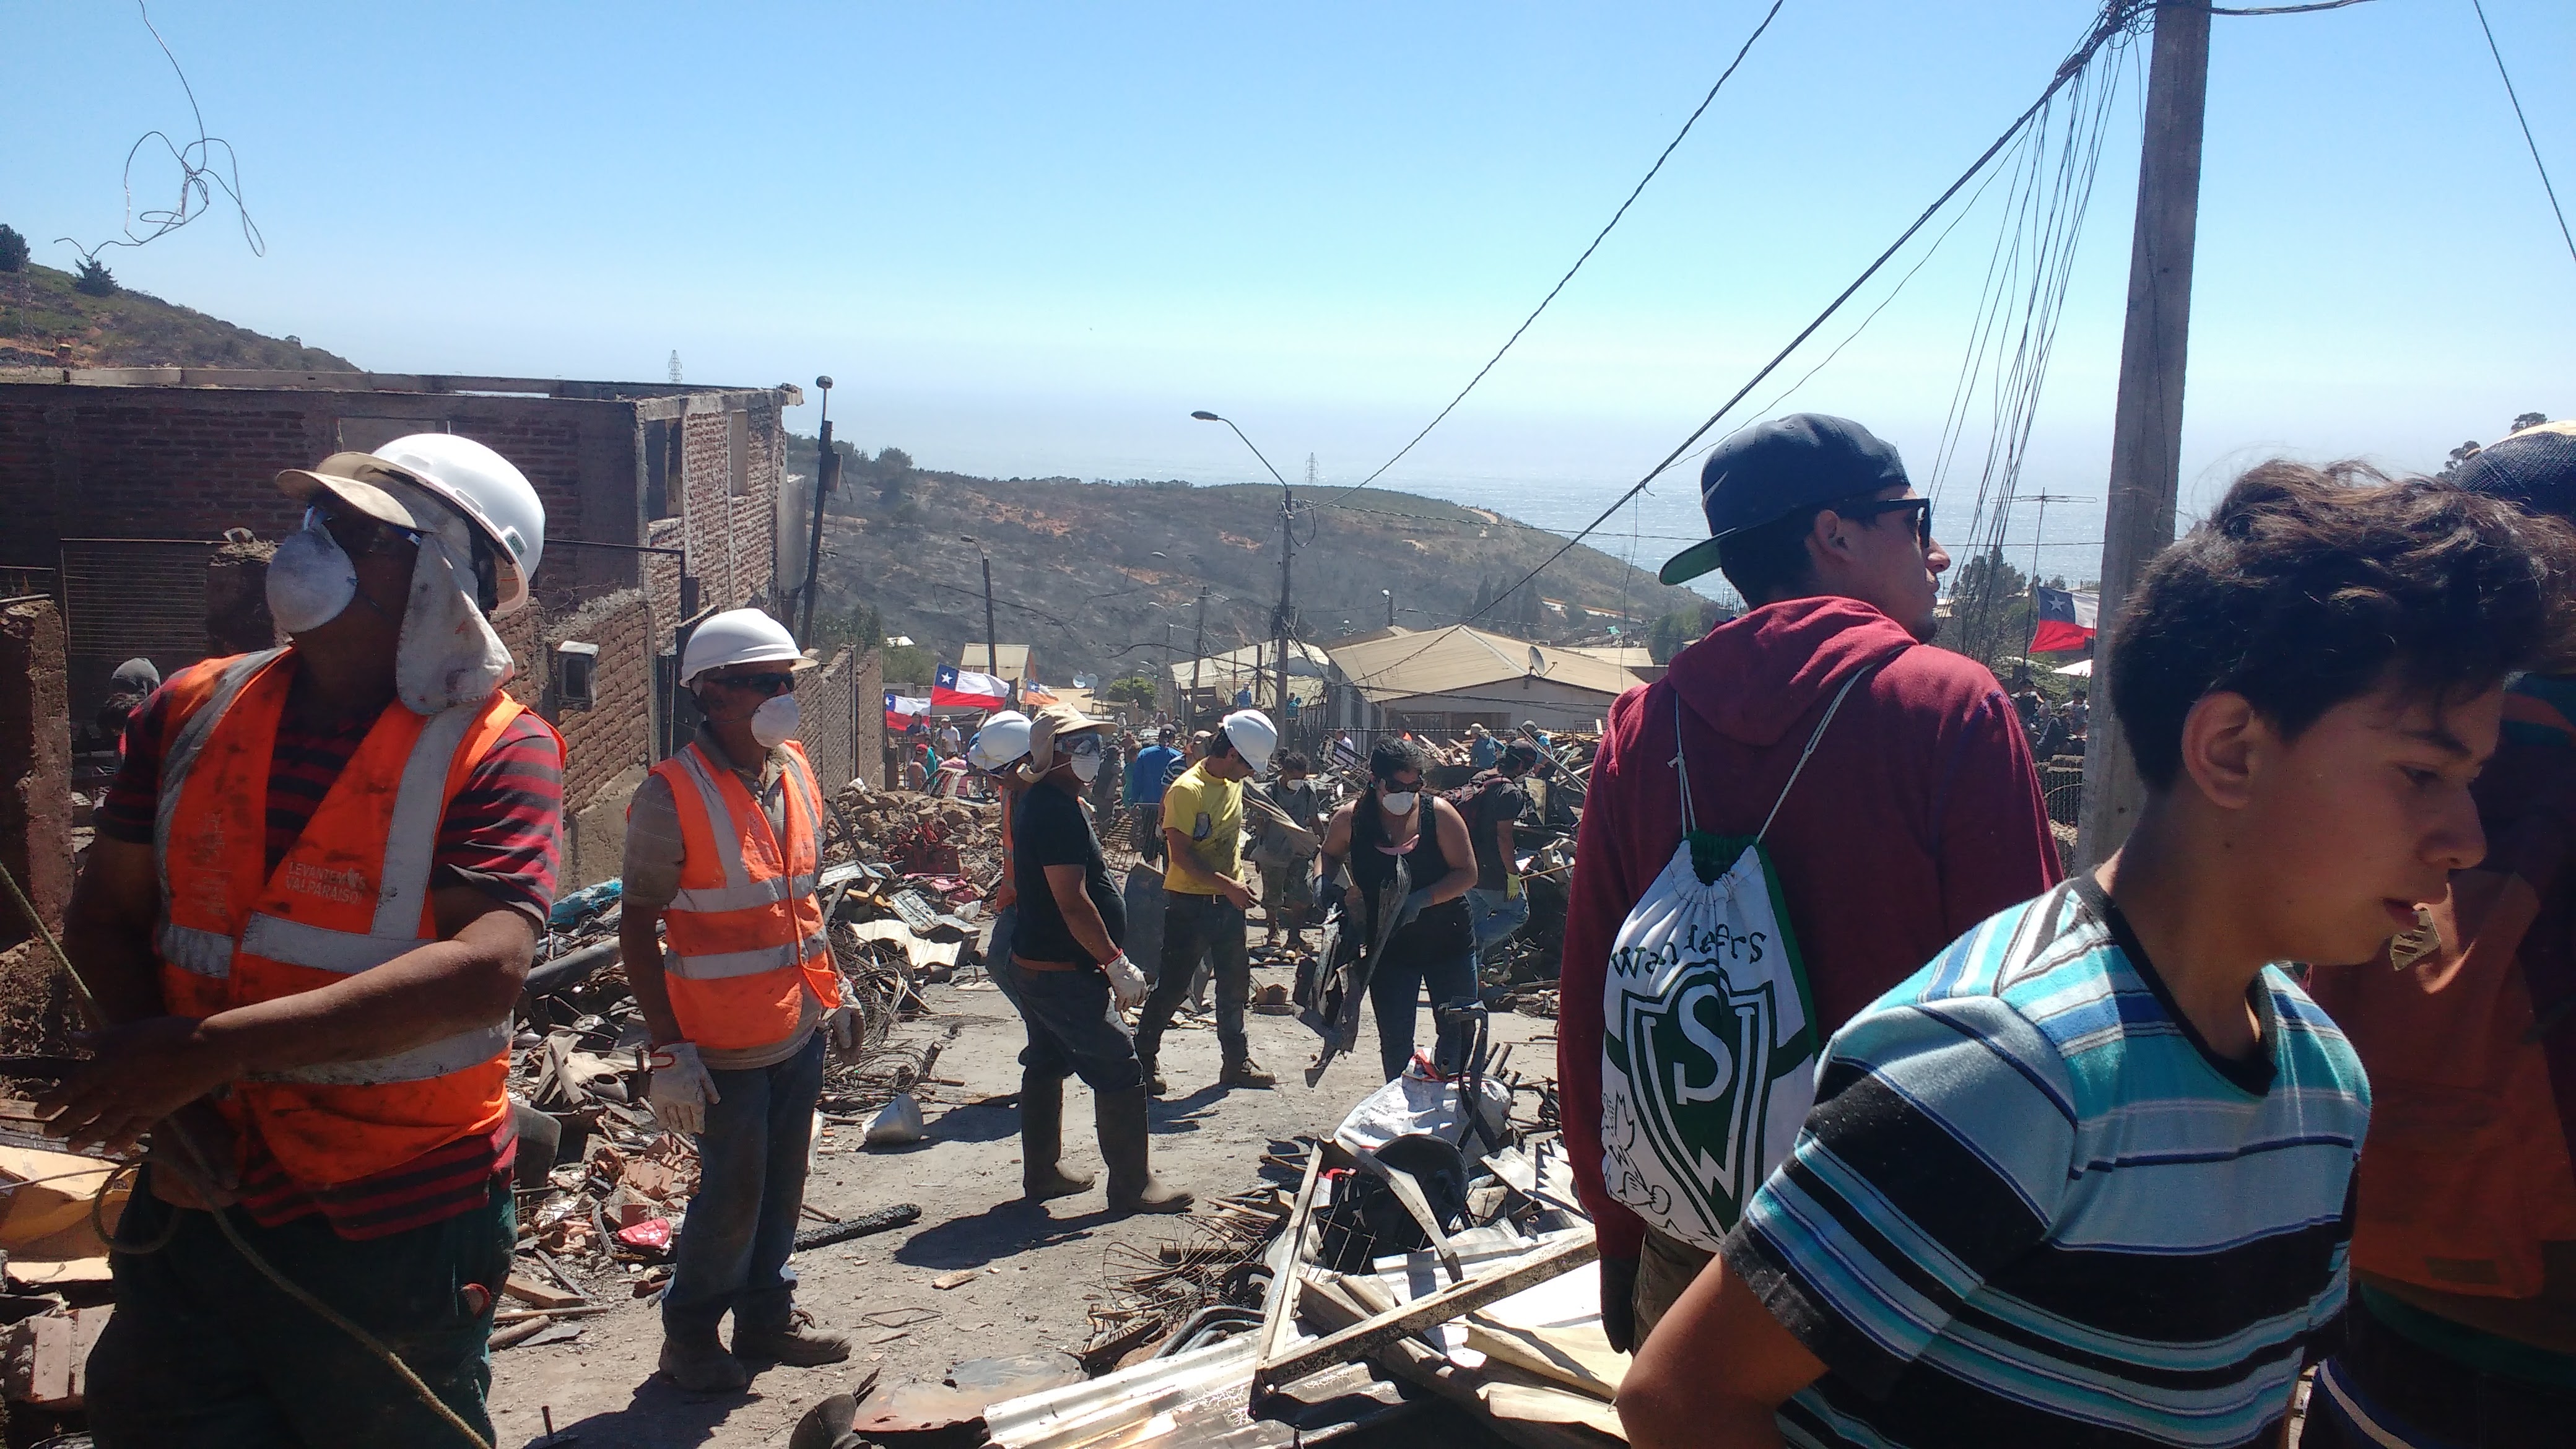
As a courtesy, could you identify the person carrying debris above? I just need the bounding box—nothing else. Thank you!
[1133,710,1279,1093]
[1123,725,1181,865]
[1253,751,1325,954]
[1315,736,1480,1081]
[1556,414,2060,1354]
[52,436,562,1447]
[1006,704,1190,1213]
[1621,463,2567,1449]
[1460,741,1538,962]
[2301,424,2576,1447]
[619,607,857,1393]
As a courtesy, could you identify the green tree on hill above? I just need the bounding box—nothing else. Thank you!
[74,257,116,297]
[0,226,28,273]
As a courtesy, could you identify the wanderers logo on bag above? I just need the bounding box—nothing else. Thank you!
[1600,835,1820,1248]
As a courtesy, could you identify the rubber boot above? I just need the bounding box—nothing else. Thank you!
[1020,1069,1095,1201]
[659,1327,750,1393]
[1097,1084,1193,1215]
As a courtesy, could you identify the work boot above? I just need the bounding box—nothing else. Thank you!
[660,1329,751,1392]
[734,1309,853,1367]
[1219,1055,1277,1090]
[1097,1084,1193,1215]
[1019,1069,1095,1202]
[1133,1032,1169,1097]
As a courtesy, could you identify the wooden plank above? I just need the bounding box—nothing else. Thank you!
[1298,1279,1603,1449]
[502,1271,585,1310]
[1250,1142,1327,1377]
[1482,1383,1625,1441]
[1464,1319,1624,1401]
[1253,1229,1595,1395]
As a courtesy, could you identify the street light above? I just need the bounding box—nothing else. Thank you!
[1193,409,1296,716]
[1380,588,1394,627]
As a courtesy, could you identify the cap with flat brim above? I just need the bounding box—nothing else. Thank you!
[1658,536,1728,587]
[276,451,432,533]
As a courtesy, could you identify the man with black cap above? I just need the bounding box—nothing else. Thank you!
[1556,413,2060,1354]
[2304,420,2576,1446]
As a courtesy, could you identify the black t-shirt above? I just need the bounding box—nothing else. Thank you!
[1012,781,1125,967]
[1467,774,1529,890]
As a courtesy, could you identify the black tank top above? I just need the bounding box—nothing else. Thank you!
[1348,799,1474,958]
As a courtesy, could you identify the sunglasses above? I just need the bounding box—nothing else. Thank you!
[1063,734,1103,758]
[1375,773,1424,791]
[1835,496,1934,550]
[707,671,797,695]
[307,503,427,556]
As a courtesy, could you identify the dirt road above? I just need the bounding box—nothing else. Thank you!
[486,959,1557,1449]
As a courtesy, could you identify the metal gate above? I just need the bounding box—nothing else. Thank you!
[59,538,220,709]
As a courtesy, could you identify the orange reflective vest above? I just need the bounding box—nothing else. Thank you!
[154,648,549,1188]
[646,738,840,1052]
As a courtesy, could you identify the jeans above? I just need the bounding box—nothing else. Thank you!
[1131,802,1167,863]
[1633,1224,1716,1346]
[1011,960,1144,1091]
[1366,946,1478,1081]
[1465,886,1530,957]
[90,1170,512,1449]
[1136,892,1251,1063]
[2305,1290,2576,1447]
[663,1030,825,1339]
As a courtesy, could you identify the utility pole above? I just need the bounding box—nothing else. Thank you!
[1162,621,1176,720]
[1269,459,1301,718]
[796,375,837,648]
[1190,587,1209,726]
[981,554,1001,706]
[2079,0,2209,867]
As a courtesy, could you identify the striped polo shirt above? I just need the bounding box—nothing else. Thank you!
[1723,876,2369,1448]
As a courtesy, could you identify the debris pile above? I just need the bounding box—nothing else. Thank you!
[833,787,1001,881]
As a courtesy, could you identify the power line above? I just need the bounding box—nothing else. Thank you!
[1339,0,2152,694]
[56,0,264,265]
[1313,0,1789,511]
[2468,0,2576,274]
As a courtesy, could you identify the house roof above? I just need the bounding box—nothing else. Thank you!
[1167,640,1332,703]
[1569,645,1657,669]
[1323,624,1643,704]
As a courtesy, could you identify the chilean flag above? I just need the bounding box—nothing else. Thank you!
[1020,681,1058,707]
[2030,585,2099,654]
[933,664,1011,710]
[885,692,931,732]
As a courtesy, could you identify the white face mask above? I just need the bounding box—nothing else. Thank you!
[1378,789,1419,816]
[1070,753,1102,783]
[266,515,360,633]
[750,692,801,749]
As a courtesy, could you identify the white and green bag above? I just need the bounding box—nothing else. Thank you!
[1599,672,1865,1251]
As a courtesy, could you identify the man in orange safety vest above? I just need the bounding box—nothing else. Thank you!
[620,607,861,1393]
[48,435,564,1448]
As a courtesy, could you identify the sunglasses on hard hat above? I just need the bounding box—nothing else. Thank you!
[707,671,797,695]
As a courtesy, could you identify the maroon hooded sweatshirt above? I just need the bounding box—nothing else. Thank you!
[1557,596,2061,1261]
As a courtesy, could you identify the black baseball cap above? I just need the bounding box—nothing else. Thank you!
[1659,413,1912,586]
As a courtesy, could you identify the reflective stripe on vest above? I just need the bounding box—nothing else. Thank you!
[662,742,825,982]
[245,1021,515,1086]
[647,739,840,1049]
[667,931,833,981]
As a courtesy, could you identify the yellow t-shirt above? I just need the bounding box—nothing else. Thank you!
[1159,760,1245,895]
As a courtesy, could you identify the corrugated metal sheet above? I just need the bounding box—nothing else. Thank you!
[1325,625,1639,703]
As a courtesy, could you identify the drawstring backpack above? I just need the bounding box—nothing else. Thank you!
[1599,670,1868,1250]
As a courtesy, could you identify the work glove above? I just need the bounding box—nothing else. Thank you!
[1315,876,1346,920]
[1599,1255,1641,1355]
[1392,887,1436,933]
[1102,952,1150,1009]
[646,1042,720,1137]
[828,1004,866,1065]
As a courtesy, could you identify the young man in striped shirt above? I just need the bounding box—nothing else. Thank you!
[1621,464,2576,1448]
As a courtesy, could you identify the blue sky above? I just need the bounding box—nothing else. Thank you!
[10,1,2572,597]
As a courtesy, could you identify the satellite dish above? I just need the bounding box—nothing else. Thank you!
[1528,645,1547,676]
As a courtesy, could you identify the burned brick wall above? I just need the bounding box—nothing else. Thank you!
[0,598,77,1057]
[801,646,861,798]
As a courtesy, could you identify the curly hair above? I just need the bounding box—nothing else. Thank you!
[2112,461,2576,791]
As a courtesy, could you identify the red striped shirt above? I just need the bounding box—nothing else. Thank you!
[100,658,562,1239]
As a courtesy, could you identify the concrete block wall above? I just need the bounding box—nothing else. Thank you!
[801,647,860,796]
[853,647,884,792]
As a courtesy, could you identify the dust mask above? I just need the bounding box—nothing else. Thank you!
[266,515,360,634]
[1071,753,1103,783]
[1378,790,1419,815]
[750,692,800,749]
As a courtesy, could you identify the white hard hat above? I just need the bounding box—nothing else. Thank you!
[968,711,1033,773]
[681,608,812,685]
[1220,708,1278,773]
[277,433,547,617]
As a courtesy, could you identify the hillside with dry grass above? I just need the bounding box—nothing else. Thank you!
[0,259,354,370]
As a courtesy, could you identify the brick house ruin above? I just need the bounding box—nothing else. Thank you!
[0,367,884,898]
